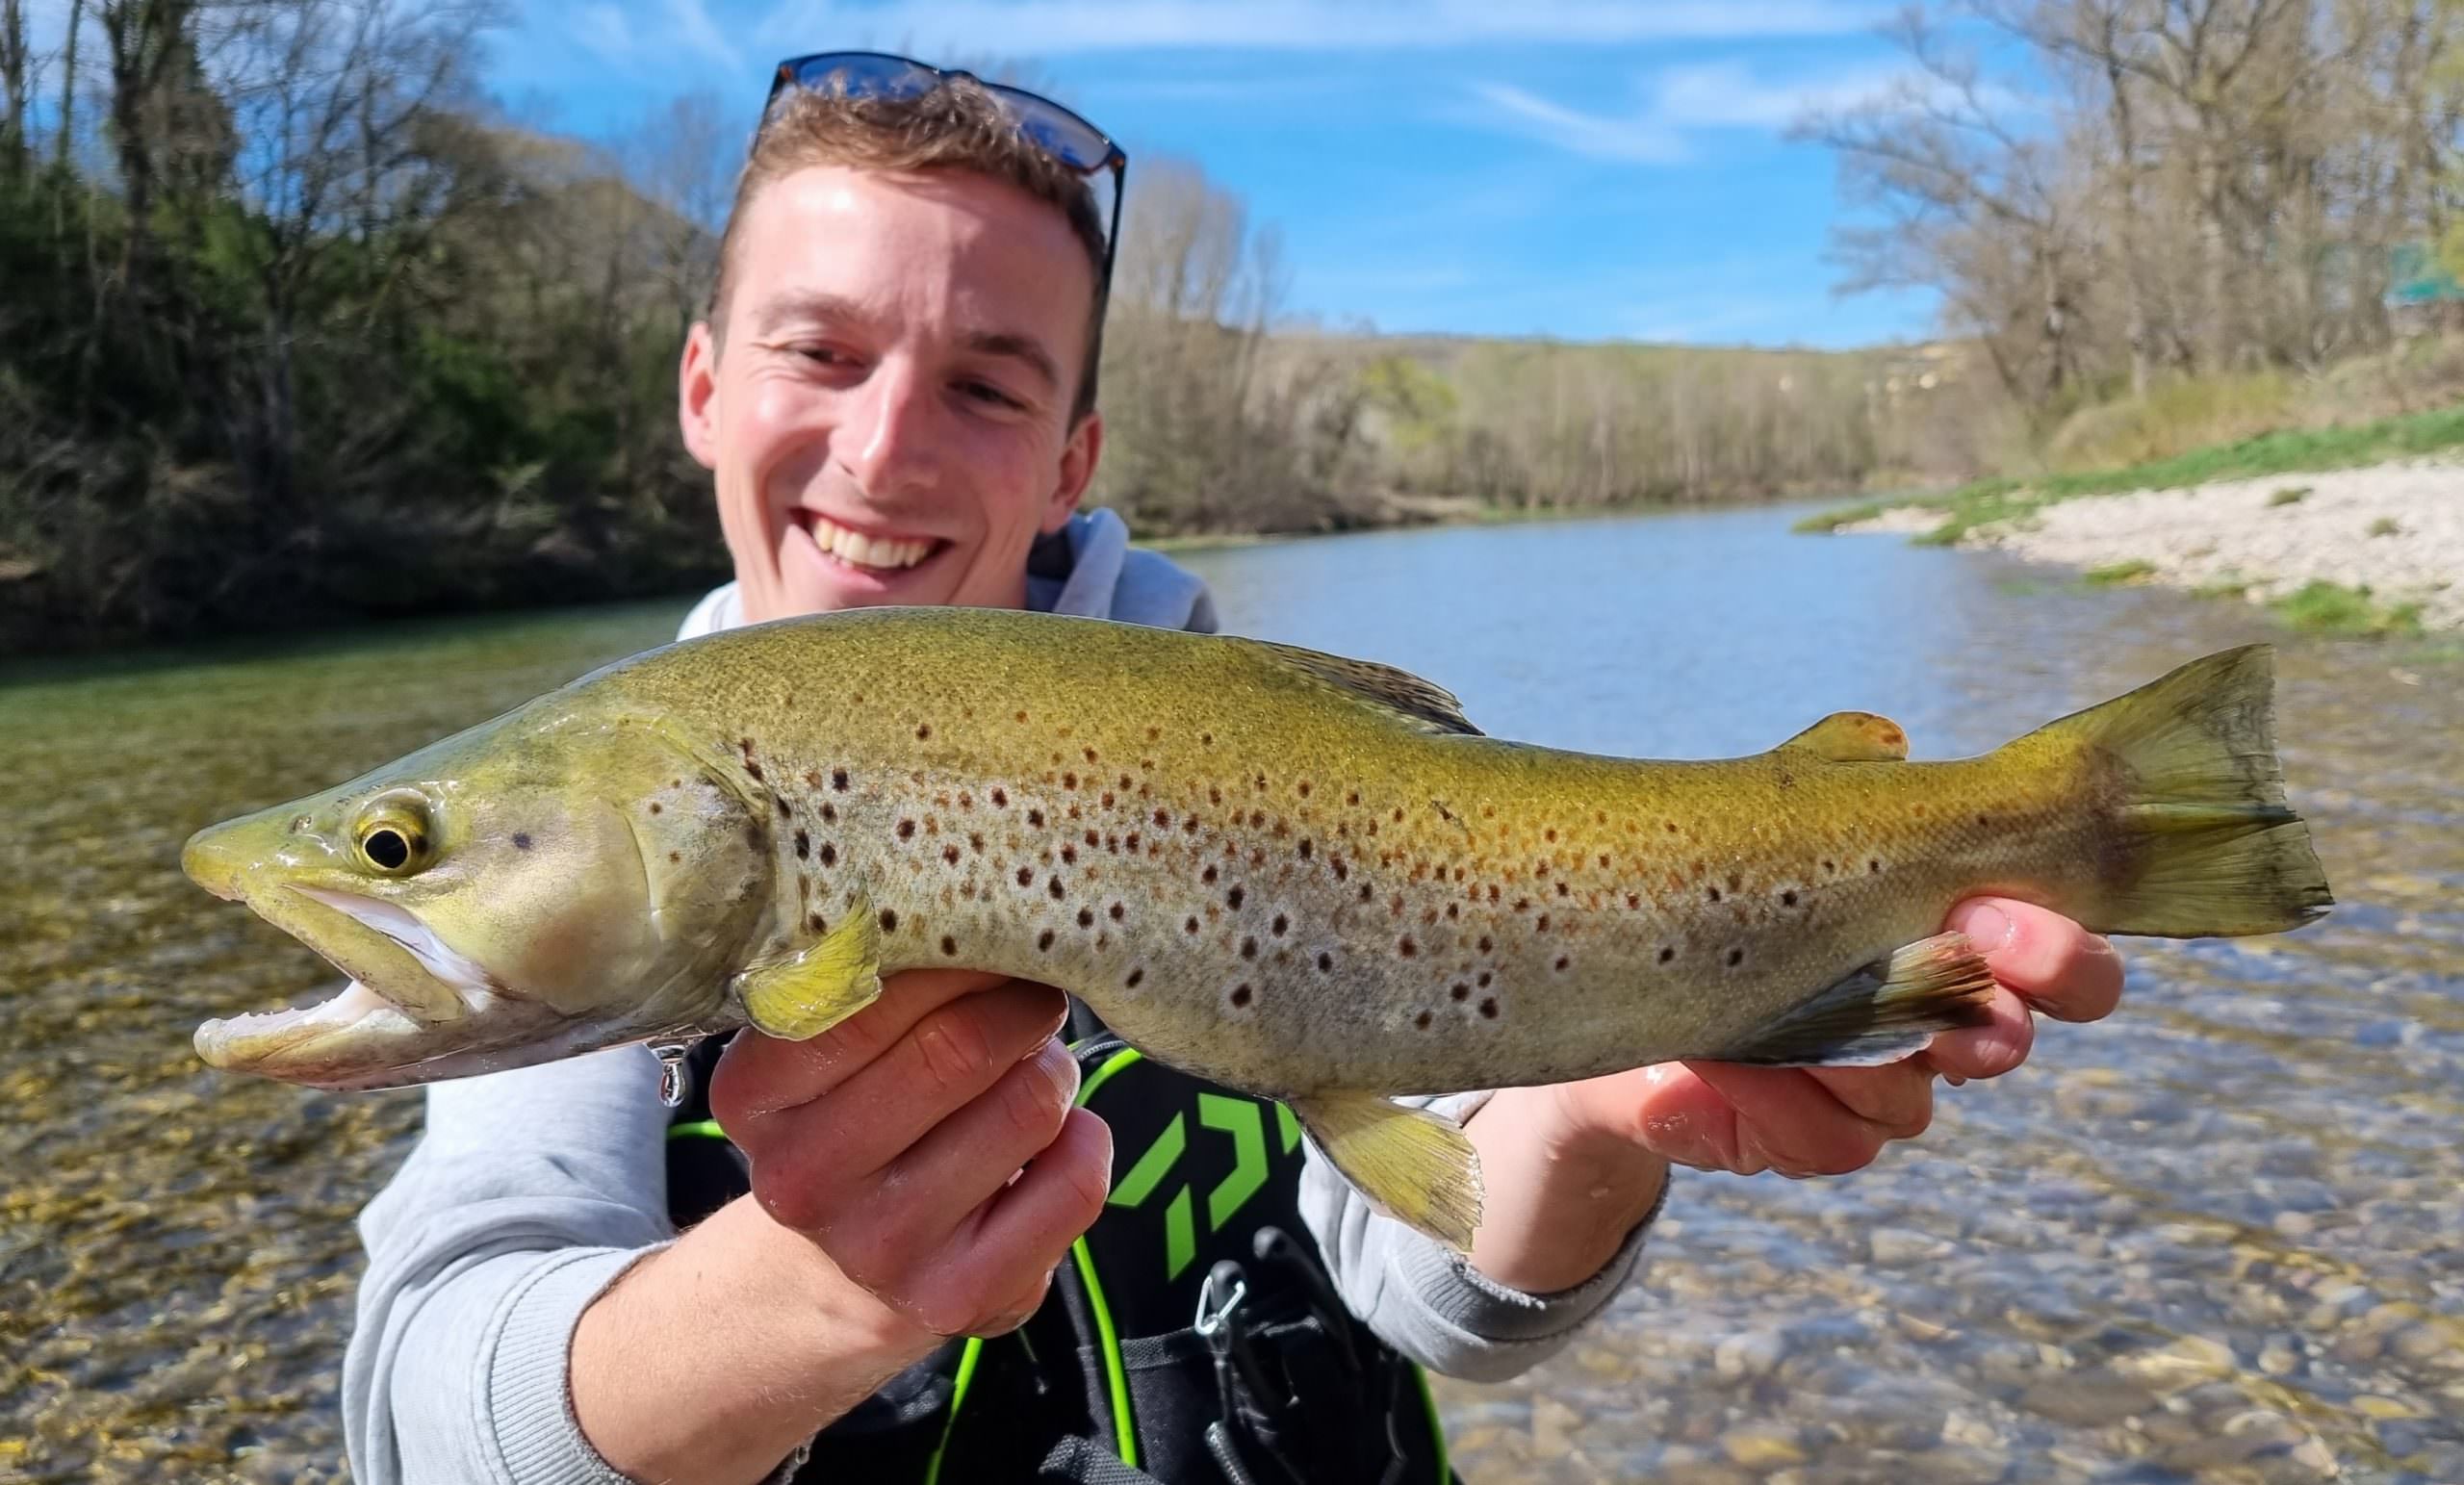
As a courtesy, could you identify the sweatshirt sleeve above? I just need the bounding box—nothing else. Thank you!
[341,1039,680,1485]
[1296,1090,1663,1383]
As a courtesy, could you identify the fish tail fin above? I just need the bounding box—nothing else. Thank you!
[2034,644,2332,937]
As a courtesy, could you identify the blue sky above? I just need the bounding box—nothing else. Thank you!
[490,1,1946,348]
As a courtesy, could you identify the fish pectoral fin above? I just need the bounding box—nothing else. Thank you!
[1777,709,1909,762]
[1289,1092,1484,1251]
[732,906,883,1040]
[1713,932,1997,1067]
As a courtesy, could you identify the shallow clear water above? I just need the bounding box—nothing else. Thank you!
[3,506,2457,1482]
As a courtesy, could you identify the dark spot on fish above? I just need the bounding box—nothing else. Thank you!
[1230,984,1253,1008]
[943,845,962,865]
[1298,781,1313,798]
[1084,747,1098,764]
[1554,956,1570,972]
[1027,807,1044,828]
[1186,916,1201,935]
[1014,866,1035,887]
[1398,935,1418,958]
[940,935,958,956]
[1154,808,1171,829]
[1271,913,1288,935]
[1556,882,1571,898]
[1627,893,1641,909]
[1445,903,1460,920]
[649,802,663,815]
[832,769,849,791]
[1727,948,1744,967]
[1476,971,1492,987]
[1415,1011,1432,1030]
[1331,858,1348,882]
[1201,864,1219,885]
[1109,902,1125,922]
[1478,997,1499,1019]
[1347,790,1361,807]
[878,909,898,934]
[1064,773,1078,791]
[1079,907,1095,929]
[1658,946,1675,963]
[1317,951,1334,971]
[1536,914,1551,933]
[1728,873,1743,893]
[795,830,810,859]
[821,803,836,824]
[1665,822,1679,834]
[1039,929,1056,952]
[808,912,827,934]
[1977,813,1992,828]
[1359,883,1373,902]
[1126,967,1144,987]
[1707,885,1722,903]
[897,819,915,840]
[513,832,533,851]
[1869,858,1882,874]
[1451,983,1470,1002]
[1048,877,1065,900]
[1513,898,1529,913]
[1227,885,1245,910]
[671,851,681,864]
[1545,828,1557,843]
[1241,937,1257,960]
[1782,890,1798,907]
[819,843,837,867]
[1391,807,1403,823]
[1298,839,1314,860]
[1477,935,1493,953]
[1062,845,1077,865]
[1127,832,1142,851]
[1822,859,1835,874]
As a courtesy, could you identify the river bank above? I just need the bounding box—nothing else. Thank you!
[1829,456,2464,636]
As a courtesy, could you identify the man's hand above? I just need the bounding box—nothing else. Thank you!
[571,971,1111,1485]
[1463,899,2125,1293]
[710,969,1113,1338]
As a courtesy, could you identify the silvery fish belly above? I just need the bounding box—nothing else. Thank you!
[180,607,2331,1247]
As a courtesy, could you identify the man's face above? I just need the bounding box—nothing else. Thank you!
[680,165,1102,622]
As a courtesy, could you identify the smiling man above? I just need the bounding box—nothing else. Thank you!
[339,56,2127,1485]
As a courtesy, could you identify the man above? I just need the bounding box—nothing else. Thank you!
[342,55,2126,1485]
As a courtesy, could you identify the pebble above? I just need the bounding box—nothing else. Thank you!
[1714,1330,1786,1382]
[2018,1369,2154,1426]
[1870,1227,1947,1265]
[1530,1396,1579,1460]
[1719,1426,1810,1469]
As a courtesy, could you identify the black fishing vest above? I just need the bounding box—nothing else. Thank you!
[664,1006,1458,1485]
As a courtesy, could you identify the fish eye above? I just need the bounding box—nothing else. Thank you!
[354,799,433,875]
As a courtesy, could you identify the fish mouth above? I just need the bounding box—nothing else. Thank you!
[192,884,567,1090]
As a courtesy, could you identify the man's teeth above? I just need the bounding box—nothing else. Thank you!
[810,517,934,570]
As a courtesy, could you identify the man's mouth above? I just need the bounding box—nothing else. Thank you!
[796,510,947,573]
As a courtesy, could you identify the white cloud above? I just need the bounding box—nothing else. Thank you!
[1465,60,1955,165]
[748,0,1882,57]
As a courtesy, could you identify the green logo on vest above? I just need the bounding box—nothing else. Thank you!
[1107,1094,1305,1279]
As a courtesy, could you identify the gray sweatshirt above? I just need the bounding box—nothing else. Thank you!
[340,509,1658,1484]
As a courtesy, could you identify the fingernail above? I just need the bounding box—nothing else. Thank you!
[1948,902,2014,952]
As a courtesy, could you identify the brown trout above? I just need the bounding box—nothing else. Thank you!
[181,609,2331,1246]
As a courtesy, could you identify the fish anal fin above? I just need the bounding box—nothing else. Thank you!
[1713,932,1995,1067]
[1778,710,1909,762]
[1253,641,1482,736]
[732,903,883,1039]
[1289,1092,1484,1250]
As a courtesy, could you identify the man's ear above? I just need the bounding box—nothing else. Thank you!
[1044,410,1103,534]
[679,320,721,472]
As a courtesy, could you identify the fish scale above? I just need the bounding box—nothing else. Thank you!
[182,607,2331,1248]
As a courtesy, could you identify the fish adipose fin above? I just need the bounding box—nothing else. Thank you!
[1779,709,1909,761]
[732,903,883,1039]
[1289,1091,1485,1251]
[1713,932,1998,1067]
[2035,644,2333,936]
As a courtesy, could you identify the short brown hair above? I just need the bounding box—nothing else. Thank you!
[706,76,1111,419]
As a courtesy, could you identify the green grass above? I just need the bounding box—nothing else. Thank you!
[2268,485,2312,506]
[2368,516,2403,537]
[1802,400,2464,539]
[2268,580,2425,639]
[2082,558,2159,587]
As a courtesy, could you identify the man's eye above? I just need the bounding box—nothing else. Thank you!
[795,346,855,368]
[960,379,1024,410]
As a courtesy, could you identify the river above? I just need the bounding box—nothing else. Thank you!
[3,504,2458,1482]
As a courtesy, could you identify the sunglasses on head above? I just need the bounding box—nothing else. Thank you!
[765,50,1128,301]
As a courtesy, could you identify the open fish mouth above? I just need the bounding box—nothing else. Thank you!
[192,885,557,1089]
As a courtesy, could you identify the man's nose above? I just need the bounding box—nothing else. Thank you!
[837,358,942,496]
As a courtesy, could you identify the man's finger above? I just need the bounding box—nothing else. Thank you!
[1945,898,2126,1023]
[1806,1061,1936,1139]
[1684,1063,1893,1176]
[1923,983,2036,1081]
[870,1037,1083,1250]
[932,1107,1113,1329]
[715,970,1041,1120]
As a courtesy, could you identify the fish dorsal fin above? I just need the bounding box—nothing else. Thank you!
[1779,710,1909,762]
[1254,642,1482,736]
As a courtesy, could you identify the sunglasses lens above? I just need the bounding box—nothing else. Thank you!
[993,91,1112,171]
[789,54,936,100]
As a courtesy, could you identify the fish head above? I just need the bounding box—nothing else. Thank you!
[183,702,772,1089]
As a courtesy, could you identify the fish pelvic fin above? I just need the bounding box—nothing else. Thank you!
[2038,644,2333,936]
[1290,1092,1484,1251]
[1778,709,1909,761]
[732,903,883,1039]
[1712,932,1997,1067]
